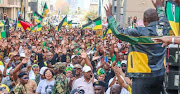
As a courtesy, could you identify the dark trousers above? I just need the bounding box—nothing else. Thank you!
[132,75,164,94]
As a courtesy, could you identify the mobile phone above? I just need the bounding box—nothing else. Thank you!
[72,69,76,77]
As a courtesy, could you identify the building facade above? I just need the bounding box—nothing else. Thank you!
[0,0,21,20]
[0,0,32,21]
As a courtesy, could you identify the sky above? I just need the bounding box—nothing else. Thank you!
[51,0,57,4]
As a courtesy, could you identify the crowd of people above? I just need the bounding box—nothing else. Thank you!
[0,0,178,93]
[0,23,131,94]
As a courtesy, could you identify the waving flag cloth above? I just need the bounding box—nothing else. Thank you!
[93,17,102,30]
[68,20,72,28]
[88,17,92,23]
[166,0,180,36]
[18,19,33,31]
[58,15,67,31]
[33,11,43,23]
[42,3,49,18]
[31,23,42,32]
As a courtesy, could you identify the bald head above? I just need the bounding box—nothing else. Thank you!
[143,8,159,26]
[110,84,121,94]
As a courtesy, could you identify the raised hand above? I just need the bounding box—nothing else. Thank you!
[151,0,163,8]
[80,52,88,59]
[104,3,113,17]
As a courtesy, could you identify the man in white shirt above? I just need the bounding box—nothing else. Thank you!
[72,66,94,94]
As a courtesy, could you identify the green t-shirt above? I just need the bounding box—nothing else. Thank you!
[111,55,121,67]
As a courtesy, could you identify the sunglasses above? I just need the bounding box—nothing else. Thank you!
[122,65,126,67]
[23,77,29,80]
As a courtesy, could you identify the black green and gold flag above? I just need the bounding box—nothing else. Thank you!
[0,20,5,31]
[82,21,93,29]
[58,15,67,31]
[31,23,42,32]
[68,20,72,27]
[0,31,6,39]
[93,17,102,30]
[33,11,43,23]
[88,17,92,23]
[166,0,180,36]
[42,3,49,18]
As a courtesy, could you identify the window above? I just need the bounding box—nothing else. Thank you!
[0,0,2,4]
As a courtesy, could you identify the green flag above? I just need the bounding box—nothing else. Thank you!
[33,11,43,23]
[0,20,5,31]
[166,0,180,36]
[58,15,67,31]
[82,21,93,29]
[42,3,49,17]
[0,31,6,38]
[31,23,42,32]
[68,20,72,27]
[93,17,102,30]
[88,17,92,23]
[102,28,108,39]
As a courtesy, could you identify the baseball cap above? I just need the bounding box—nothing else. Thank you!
[93,81,106,87]
[82,66,91,72]
[20,53,26,58]
[121,60,127,65]
[74,64,82,69]
[40,67,48,75]
[71,55,78,59]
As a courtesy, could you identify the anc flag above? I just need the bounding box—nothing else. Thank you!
[62,15,67,26]
[15,19,22,31]
[93,17,102,30]
[18,19,33,31]
[102,28,112,39]
[0,20,5,31]
[58,15,67,31]
[166,0,180,36]
[33,12,43,23]
[102,29,108,39]
[68,20,72,27]
[82,21,94,29]
[88,17,92,23]
[0,31,6,39]
[42,3,49,17]
[31,23,42,32]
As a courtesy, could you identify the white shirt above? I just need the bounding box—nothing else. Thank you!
[72,76,94,94]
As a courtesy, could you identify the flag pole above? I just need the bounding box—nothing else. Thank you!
[178,2,180,93]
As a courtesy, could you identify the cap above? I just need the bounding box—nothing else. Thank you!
[97,68,106,76]
[71,55,78,59]
[31,64,39,69]
[20,53,26,58]
[92,56,101,61]
[82,66,91,72]
[93,81,106,87]
[121,60,127,65]
[74,64,82,69]
[18,72,28,78]
[65,67,73,72]
[40,67,48,75]
[53,62,65,70]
